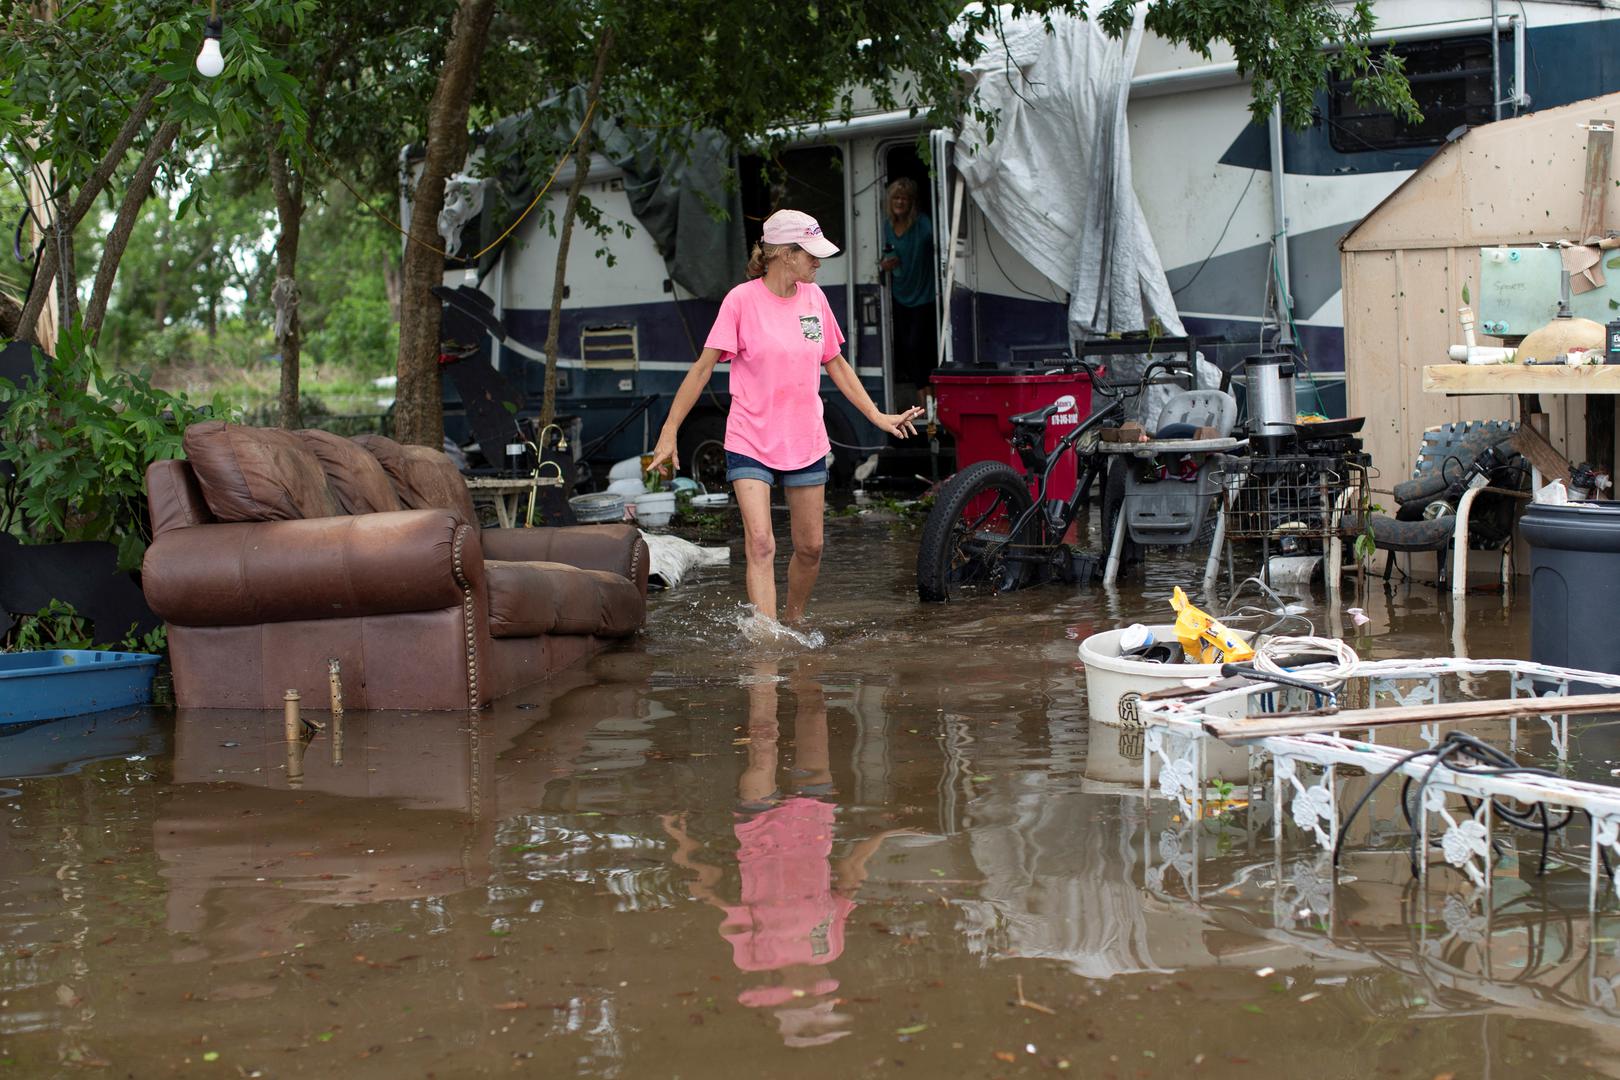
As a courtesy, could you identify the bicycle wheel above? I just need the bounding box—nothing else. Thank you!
[916,460,1038,601]
[1100,457,1141,568]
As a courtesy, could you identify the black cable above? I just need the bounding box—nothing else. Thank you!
[1173,169,1257,298]
[1335,730,1591,882]
[983,224,1063,304]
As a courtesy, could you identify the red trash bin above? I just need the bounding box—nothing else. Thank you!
[931,370,1097,501]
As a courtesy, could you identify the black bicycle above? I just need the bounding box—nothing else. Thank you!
[915,358,1180,602]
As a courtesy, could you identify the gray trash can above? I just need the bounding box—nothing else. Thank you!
[1519,502,1620,681]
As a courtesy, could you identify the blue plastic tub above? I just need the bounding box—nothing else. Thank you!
[0,650,162,725]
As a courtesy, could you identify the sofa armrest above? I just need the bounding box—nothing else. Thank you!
[479,524,648,596]
[143,510,485,627]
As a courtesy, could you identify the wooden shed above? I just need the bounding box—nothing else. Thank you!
[1340,91,1620,495]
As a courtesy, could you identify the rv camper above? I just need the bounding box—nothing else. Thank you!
[405,1,1620,489]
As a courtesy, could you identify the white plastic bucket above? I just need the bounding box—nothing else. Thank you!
[1078,624,1250,785]
[634,490,677,528]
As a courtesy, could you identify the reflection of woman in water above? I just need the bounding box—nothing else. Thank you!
[880,178,937,408]
[662,662,909,1047]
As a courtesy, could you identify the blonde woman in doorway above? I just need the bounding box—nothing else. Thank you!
[879,178,937,409]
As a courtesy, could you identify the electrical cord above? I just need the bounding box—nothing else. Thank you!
[1173,169,1256,299]
[1219,574,1314,636]
[1334,730,1595,882]
[1252,635,1359,687]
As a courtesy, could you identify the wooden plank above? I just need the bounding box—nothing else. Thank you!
[1512,421,1574,487]
[1139,676,1252,702]
[1580,121,1614,242]
[1425,363,1620,396]
[1204,691,1620,742]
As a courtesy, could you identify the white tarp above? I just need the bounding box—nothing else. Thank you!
[956,11,1184,342]
[641,531,729,590]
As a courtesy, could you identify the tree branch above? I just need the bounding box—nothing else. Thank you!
[82,118,182,338]
[15,74,167,342]
[541,30,615,428]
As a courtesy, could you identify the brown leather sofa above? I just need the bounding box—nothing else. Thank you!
[141,421,648,711]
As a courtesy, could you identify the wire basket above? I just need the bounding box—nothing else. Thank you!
[1223,454,1370,541]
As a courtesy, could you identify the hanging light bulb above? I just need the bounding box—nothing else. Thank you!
[195,13,224,78]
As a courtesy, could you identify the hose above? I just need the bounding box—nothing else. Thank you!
[1251,635,1359,688]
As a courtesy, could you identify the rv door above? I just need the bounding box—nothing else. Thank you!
[929,129,957,367]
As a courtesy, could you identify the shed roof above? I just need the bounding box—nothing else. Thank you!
[1340,90,1620,253]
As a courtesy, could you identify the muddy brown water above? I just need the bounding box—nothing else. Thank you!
[4,513,1619,1078]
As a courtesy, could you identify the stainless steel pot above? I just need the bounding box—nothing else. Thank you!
[1244,352,1297,452]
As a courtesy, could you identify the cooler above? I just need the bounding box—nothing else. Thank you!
[932,369,1096,501]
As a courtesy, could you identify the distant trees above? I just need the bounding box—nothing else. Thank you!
[1,0,1415,445]
[0,0,311,347]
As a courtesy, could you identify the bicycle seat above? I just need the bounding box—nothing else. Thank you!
[1009,404,1062,428]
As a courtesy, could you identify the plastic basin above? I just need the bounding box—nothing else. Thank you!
[1077,625,1249,785]
[0,650,162,726]
[634,490,676,528]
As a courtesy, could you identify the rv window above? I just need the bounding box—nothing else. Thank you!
[1327,36,1498,153]
[738,146,846,249]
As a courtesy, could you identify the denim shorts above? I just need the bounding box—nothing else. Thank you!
[725,450,828,488]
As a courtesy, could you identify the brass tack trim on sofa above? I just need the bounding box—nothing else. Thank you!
[452,522,480,711]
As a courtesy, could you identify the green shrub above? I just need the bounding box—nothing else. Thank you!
[0,329,231,571]
[2,599,167,654]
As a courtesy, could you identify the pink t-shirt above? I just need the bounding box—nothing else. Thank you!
[704,279,845,470]
[719,797,855,973]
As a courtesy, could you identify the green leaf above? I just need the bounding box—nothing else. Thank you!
[895,1024,928,1035]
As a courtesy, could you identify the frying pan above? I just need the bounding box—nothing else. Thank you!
[1289,416,1366,438]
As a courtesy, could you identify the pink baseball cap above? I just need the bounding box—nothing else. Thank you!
[761,209,839,258]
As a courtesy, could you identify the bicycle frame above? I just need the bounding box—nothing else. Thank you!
[989,359,1180,568]
[1000,398,1125,557]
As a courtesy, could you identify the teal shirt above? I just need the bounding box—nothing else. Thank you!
[883,213,935,309]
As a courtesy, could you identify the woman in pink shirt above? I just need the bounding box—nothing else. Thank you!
[649,209,923,627]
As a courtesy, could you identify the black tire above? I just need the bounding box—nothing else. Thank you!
[916,460,1038,602]
[1101,458,1141,568]
[823,406,859,489]
[678,412,729,493]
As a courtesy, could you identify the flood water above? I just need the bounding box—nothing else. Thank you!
[4,512,1619,1078]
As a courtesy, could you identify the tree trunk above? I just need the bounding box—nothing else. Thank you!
[83,119,182,338]
[540,32,615,429]
[55,191,78,331]
[0,290,21,340]
[268,137,304,430]
[393,0,498,448]
[16,76,166,344]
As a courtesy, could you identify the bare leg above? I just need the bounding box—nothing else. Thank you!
[740,660,781,804]
[789,659,831,790]
[782,483,826,625]
[734,478,777,619]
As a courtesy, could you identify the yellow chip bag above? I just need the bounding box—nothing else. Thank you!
[1169,586,1255,665]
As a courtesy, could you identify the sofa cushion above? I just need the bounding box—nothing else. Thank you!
[183,420,340,522]
[485,560,645,639]
[296,429,405,514]
[353,434,479,525]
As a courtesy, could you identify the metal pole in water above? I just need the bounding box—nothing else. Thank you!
[283,689,304,786]
[283,688,301,742]
[327,659,345,767]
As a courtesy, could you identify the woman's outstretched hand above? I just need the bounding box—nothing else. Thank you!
[875,406,925,439]
[647,433,679,475]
